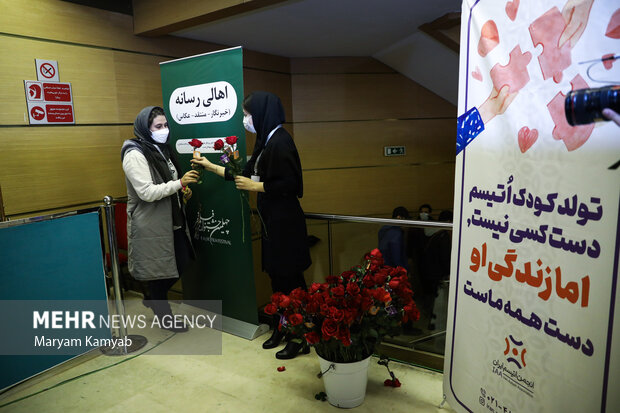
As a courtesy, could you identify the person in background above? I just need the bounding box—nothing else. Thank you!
[121,106,199,333]
[407,203,436,323]
[424,210,453,330]
[192,91,312,359]
[378,206,410,271]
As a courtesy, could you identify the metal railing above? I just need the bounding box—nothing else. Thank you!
[304,212,453,276]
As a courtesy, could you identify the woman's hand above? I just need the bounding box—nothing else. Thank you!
[181,170,199,186]
[182,187,192,202]
[235,176,264,192]
[191,155,215,172]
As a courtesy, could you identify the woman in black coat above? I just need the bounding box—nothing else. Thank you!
[192,91,311,359]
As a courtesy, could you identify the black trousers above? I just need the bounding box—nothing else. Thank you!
[148,229,192,317]
[269,270,307,295]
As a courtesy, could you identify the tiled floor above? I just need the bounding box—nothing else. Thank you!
[0,298,455,413]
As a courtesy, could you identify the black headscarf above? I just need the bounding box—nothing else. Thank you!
[121,106,185,228]
[244,91,285,158]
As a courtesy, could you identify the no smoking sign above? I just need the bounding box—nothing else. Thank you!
[35,59,59,82]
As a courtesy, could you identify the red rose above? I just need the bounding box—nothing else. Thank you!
[361,297,373,311]
[188,138,203,149]
[403,303,420,323]
[374,288,392,303]
[264,303,277,315]
[320,304,330,316]
[279,296,291,308]
[336,326,351,346]
[290,288,308,301]
[331,285,345,298]
[330,308,344,323]
[225,135,237,145]
[304,331,320,345]
[340,270,356,281]
[362,275,375,288]
[370,248,382,258]
[288,313,303,326]
[213,139,224,150]
[343,309,357,324]
[374,269,389,285]
[388,279,400,290]
[310,283,322,293]
[346,283,360,296]
[326,275,339,284]
[321,319,338,338]
[306,301,319,314]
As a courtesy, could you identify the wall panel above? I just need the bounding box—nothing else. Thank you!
[301,163,455,216]
[0,126,128,215]
[294,119,456,170]
[291,73,456,122]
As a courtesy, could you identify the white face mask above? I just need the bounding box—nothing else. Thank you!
[419,212,430,221]
[151,128,169,143]
[243,114,256,134]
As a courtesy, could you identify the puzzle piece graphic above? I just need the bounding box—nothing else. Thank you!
[490,45,532,93]
[529,7,572,83]
[478,20,499,57]
[606,8,620,38]
[547,74,594,151]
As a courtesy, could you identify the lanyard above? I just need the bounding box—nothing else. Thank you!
[153,145,176,177]
[254,125,282,176]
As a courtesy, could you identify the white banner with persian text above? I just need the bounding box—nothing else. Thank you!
[444,1,620,412]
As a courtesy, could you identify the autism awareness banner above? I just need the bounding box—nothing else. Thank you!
[444,1,620,412]
[160,47,259,326]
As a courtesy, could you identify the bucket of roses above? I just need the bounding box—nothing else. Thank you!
[265,249,420,408]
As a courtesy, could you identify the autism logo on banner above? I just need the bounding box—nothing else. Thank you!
[504,335,526,369]
[169,81,237,124]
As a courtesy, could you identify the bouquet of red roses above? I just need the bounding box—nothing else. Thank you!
[214,136,242,177]
[265,249,420,363]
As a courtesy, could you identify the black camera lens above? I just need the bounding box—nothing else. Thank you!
[565,85,620,126]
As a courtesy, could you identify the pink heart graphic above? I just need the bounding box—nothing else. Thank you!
[518,126,538,153]
[506,0,520,21]
[472,66,483,81]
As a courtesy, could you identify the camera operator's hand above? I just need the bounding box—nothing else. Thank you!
[602,108,620,127]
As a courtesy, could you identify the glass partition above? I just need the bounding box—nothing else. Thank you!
[304,213,453,371]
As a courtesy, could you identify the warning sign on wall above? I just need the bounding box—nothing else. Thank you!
[35,59,59,82]
[24,81,75,124]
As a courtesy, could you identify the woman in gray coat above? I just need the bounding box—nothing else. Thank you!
[121,106,199,332]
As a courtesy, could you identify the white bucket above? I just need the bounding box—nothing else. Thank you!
[317,355,371,408]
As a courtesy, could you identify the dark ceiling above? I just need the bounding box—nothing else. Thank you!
[62,0,133,16]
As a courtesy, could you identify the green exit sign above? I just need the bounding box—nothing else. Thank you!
[384,146,406,156]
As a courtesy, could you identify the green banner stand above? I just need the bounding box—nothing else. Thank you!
[160,47,266,340]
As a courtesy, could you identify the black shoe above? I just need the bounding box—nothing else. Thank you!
[162,324,188,333]
[263,328,285,349]
[275,340,310,359]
